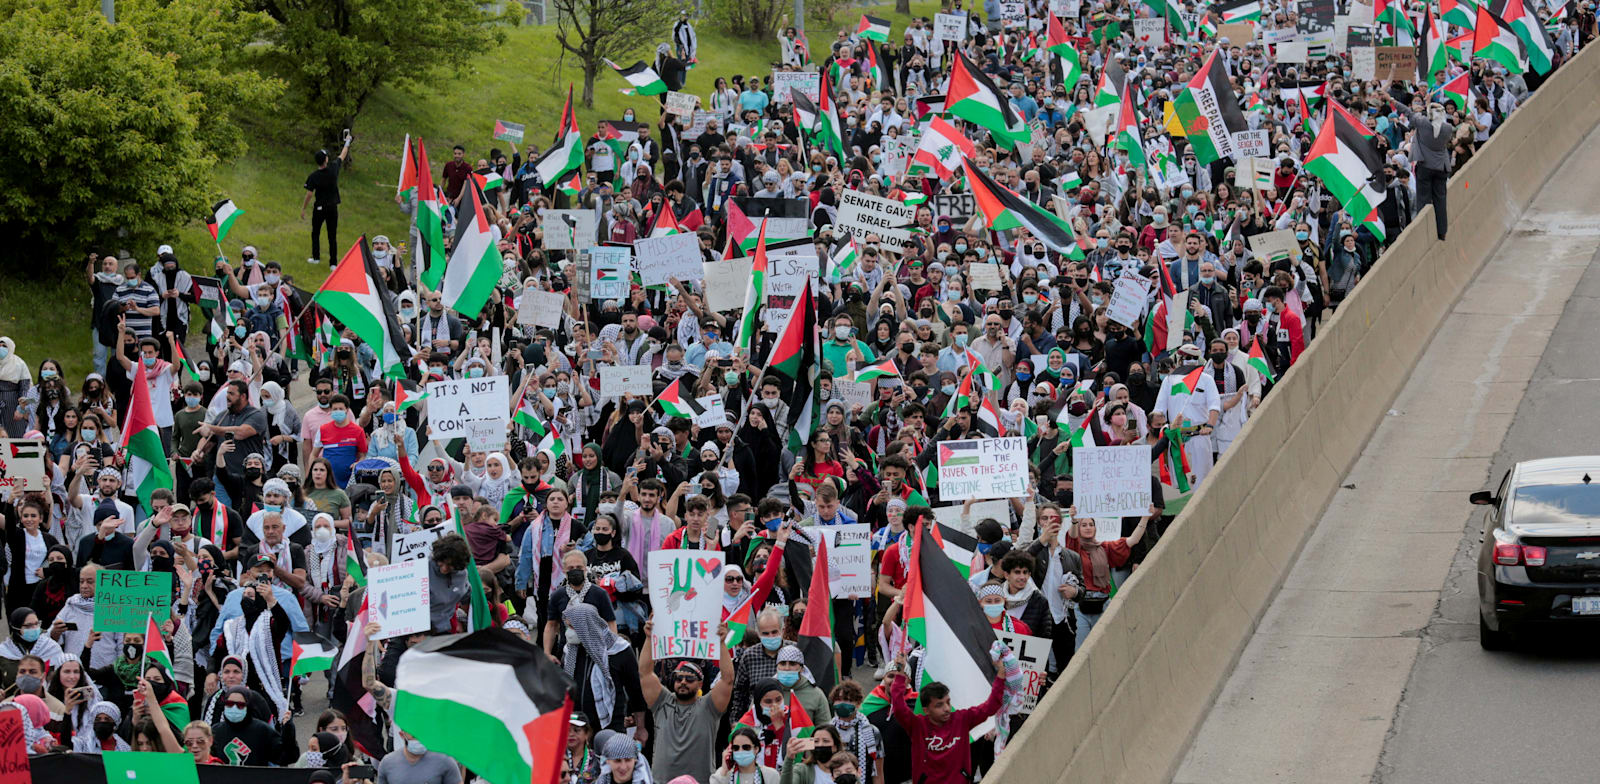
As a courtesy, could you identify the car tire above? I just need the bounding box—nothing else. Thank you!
[1479,614,1514,651]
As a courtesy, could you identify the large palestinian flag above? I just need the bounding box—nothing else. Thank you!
[946,52,1029,147]
[605,59,668,95]
[1173,48,1248,165]
[441,181,503,319]
[1418,6,1451,83]
[312,238,414,379]
[414,139,447,289]
[962,160,1084,259]
[1094,58,1127,107]
[120,359,172,513]
[903,521,997,713]
[815,73,847,163]
[396,628,575,784]
[534,86,584,186]
[1489,0,1556,73]
[1303,111,1387,224]
[1473,4,1529,73]
[653,378,706,420]
[1113,88,1147,171]
[332,598,386,756]
[797,534,838,696]
[1045,13,1083,89]
[772,279,820,454]
[736,220,770,351]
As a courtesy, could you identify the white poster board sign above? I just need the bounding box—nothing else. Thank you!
[703,259,753,312]
[465,418,507,454]
[516,289,566,328]
[634,233,702,287]
[665,91,699,117]
[833,379,873,409]
[648,550,725,660]
[770,71,821,103]
[935,12,967,41]
[542,210,598,250]
[837,190,916,251]
[0,440,49,494]
[999,1,1026,24]
[1106,276,1148,328]
[763,253,818,334]
[968,262,1004,291]
[932,499,1012,536]
[810,524,874,597]
[368,558,430,640]
[1351,46,1376,80]
[425,375,509,439]
[1071,445,1152,517]
[1232,129,1269,158]
[599,365,653,397]
[993,631,1050,712]
[585,246,632,301]
[1133,18,1166,46]
[936,437,1029,501]
[393,524,449,563]
[1275,40,1310,63]
[695,395,727,428]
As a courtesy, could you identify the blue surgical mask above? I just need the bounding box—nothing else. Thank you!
[774,670,800,688]
[984,603,1004,618]
[264,504,282,513]
[543,389,558,399]
[383,412,397,424]
[1186,204,1200,215]
[954,333,968,348]
[330,410,348,424]
[40,369,56,380]
[185,396,200,407]
[143,356,156,367]
[21,628,41,643]
[954,243,968,253]
[760,635,783,651]
[223,706,248,723]
[1295,230,1309,241]
[81,428,97,441]
[1023,293,1039,305]
[733,750,757,767]
[0,348,8,361]
[406,739,427,756]
[234,326,247,339]
[1096,237,1109,249]
[975,248,989,259]
[1180,188,1194,199]
[1016,371,1032,382]
[1200,275,1215,285]
[724,372,741,385]
[467,368,485,378]
[941,383,956,396]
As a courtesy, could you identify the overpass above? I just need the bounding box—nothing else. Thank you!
[987,41,1600,784]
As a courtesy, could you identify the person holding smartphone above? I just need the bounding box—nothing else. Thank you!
[300,134,352,266]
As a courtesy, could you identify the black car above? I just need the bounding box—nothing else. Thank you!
[1470,457,1600,649]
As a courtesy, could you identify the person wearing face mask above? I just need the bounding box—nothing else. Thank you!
[147,246,196,345]
[713,725,781,784]
[1388,98,1453,241]
[73,700,131,752]
[780,723,845,784]
[210,685,281,765]
[0,608,63,686]
[210,563,304,723]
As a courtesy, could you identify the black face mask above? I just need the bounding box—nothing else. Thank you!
[94,722,116,740]
[123,644,140,661]
[997,309,1013,321]
[1210,352,1228,364]
[244,466,263,481]
[150,554,174,572]
[811,746,835,764]
[566,568,587,587]
[702,459,718,471]
[591,532,613,547]
[1245,314,1262,325]
[912,386,928,398]
[241,597,267,618]
[900,343,914,354]
[1127,372,1146,386]
[835,776,859,784]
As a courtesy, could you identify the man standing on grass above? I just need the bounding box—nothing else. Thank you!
[300,134,351,265]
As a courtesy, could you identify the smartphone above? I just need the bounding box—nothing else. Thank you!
[347,764,377,780]
[62,622,79,632]
[796,738,816,752]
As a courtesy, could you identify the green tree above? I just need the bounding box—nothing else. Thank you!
[552,0,678,108]
[705,0,786,39]
[254,0,514,140]
[0,3,275,265]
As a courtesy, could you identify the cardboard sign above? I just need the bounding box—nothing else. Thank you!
[1351,46,1376,80]
[1275,40,1309,63]
[92,570,173,633]
[516,289,566,329]
[1216,22,1257,46]
[599,365,653,397]
[1375,46,1417,80]
[634,232,702,287]
[931,192,976,221]
[837,189,917,250]
[936,437,1029,501]
[425,375,509,439]
[1249,228,1302,263]
[542,210,598,250]
[833,379,874,410]
[0,440,48,494]
[1106,276,1148,328]
[368,558,430,640]
[493,119,525,144]
[1072,445,1152,517]
[687,109,717,138]
[648,550,724,660]
[935,12,967,42]
[665,91,699,117]
[999,1,1026,24]
[393,524,448,563]
[993,631,1050,712]
[585,246,632,301]
[695,395,727,428]
[770,71,821,103]
[1133,18,1165,46]
[811,524,873,597]
[1232,129,1269,158]
[703,258,753,312]
[932,499,1012,536]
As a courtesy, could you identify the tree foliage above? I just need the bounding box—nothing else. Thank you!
[553,0,678,108]
[705,0,787,39]
[254,0,514,140]
[0,1,280,267]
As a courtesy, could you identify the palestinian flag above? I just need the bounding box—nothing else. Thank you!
[606,59,668,95]
[1435,71,1471,111]
[1490,0,1556,73]
[1448,30,1477,65]
[1327,97,1376,136]
[1143,0,1191,38]
[1443,0,1479,27]
[441,182,502,319]
[975,396,1005,437]
[171,341,201,383]
[1361,207,1388,244]
[1046,13,1084,89]
[526,412,566,462]
[733,691,813,735]
[395,383,428,414]
[1059,168,1084,190]
[736,220,770,351]
[941,368,975,419]
[451,509,493,631]
[346,527,367,587]
[798,535,838,696]
[474,170,506,191]
[395,628,575,784]
[1094,58,1127,107]
[775,281,822,454]
[947,52,1029,147]
[1091,20,1122,46]
[855,356,899,382]
[534,86,584,186]
[397,133,415,199]
[903,521,998,711]
[1113,88,1147,171]
[679,205,705,232]
[963,160,1085,259]
[1216,0,1262,22]
[931,522,983,579]
[1171,365,1205,397]
[1159,424,1193,492]
[791,90,819,138]
[907,116,976,180]
[1303,111,1387,224]
[1145,259,1191,354]
[1174,49,1247,165]
[648,202,682,237]
[291,631,339,677]
[596,120,640,181]
[816,73,847,163]
[864,42,886,87]
[825,234,860,283]
[654,378,706,420]
[207,199,243,243]
[1419,7,1451,83]
[120,359,172,513]
[332,598,386,756]
[209,299,235,346]
[1247,336,1276,383]
[913,94,946,121]
[857,13,891,42]
[313,238,414,379]
[1376,0,1417,33]
[409,140,447,290]
[142,613,172,673]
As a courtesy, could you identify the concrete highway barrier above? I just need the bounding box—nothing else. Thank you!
[986,42,1600,784]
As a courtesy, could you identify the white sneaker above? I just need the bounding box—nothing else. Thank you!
[873,664,886,680]
[307,257,322,265]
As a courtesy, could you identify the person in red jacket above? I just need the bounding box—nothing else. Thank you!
[885,652,1006,784]
[1260,285,1305,369]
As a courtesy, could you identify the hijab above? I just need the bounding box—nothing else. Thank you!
[0,338,28,384]
[721,565,749,615]
[477,453,519,508]
[1068,523,1111,588]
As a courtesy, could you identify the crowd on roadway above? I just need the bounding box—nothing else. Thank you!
[0,0,1590,781]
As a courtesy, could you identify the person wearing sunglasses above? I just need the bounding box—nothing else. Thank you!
[711,725,779,784]
[638,616,735,783]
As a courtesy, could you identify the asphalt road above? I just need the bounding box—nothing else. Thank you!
[1371,242,1600,782]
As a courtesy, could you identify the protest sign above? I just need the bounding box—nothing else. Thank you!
[993,631,1050,712]
[1262,26,1299,43]
[932,499,1012,536]
[999,1,1025,24]
[687,110,716,138]
[935,12,966,41]
[542,210,597,250]
[770,71,821,103]
[585,246,632,301]
[1106,276,1148,328]
[763,251,818,333]
[931,193,976,221]
[833,379,874,410]
[695,395,727,428]
[1375,46,1416,80]
[0,709,25,784]
[599,365,653,397]
[492,119,525,144]
[93,570,172,633]
[1133,18,1165,46]
[0,440,48,494]
[703,258,753,312]
[393,524,449,563]
[1217,22,1256,45]
[648,550,724,660]
[571,249,591,301]
[1249,229,1302,263]
[1232,129,1269,158]
[425,375,509,439]
[368,559,430,640]
[812,524,874,597]
[936,437,1029,501]
[1049,0,1077,14]
[837,189,916,250]
[516,289,566,329]
[665,91,698,117]
[634,233,702,287]
[1081,103,1117,147]
[1298,0,1337,31]
[1275,40,1309,63]
[1072,446,1153,517]
[1345,24,1376,49]
[465,418,507,453]
[1351,46,1376,79]
[191,276,223,310]
[1233,156,1274,190]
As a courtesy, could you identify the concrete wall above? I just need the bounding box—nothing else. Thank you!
[987,44,1600,784]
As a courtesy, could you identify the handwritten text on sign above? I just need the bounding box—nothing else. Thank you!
[425,376,509,438]
[93,570,173,633]
[937,437,1028,501]
[649,550,724,660]
[812,524,873,597]
[368,558,430,640]
[1072,445,1152,518]
[993,631,1050,712]
[0,440,49,493]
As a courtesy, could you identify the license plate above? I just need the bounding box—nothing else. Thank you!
[1572,596,1600,615]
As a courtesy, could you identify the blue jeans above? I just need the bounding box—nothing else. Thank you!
[1074,606,1102,651]
[92,332,108,376]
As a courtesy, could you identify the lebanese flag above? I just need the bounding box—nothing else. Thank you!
[797,534,838,696]
[120,359,172,513]
[903,521,998,712]
[906,116,976,180]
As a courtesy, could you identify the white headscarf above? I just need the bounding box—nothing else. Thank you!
[477,452,520,509]
[0,338,29,384]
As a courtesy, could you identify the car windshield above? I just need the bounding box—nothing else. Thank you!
[1512,483,1600,528]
